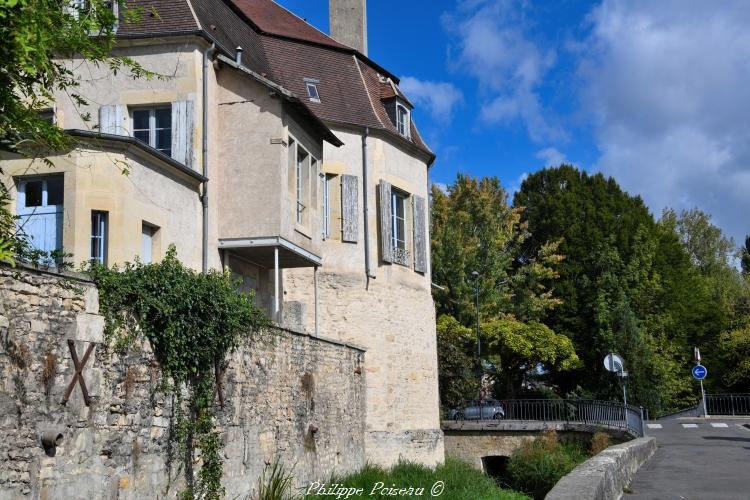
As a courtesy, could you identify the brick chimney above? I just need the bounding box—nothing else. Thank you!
[329,0,367,56]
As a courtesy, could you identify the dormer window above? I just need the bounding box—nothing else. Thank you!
[304,78,320,103]
[396,104,410,137]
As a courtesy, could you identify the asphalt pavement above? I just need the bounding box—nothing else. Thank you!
[627,417,750,500]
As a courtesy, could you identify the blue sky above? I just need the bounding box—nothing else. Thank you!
[277,0,750,244]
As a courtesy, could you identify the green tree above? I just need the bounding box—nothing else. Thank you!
[435,315,477,409]
[483,319,580,398]
[0,0,152,262]
[431,174,561,326]
[741,235,750,276]
[513,166,657,398]
[718,320,750,391]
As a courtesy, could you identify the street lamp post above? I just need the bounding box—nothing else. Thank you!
[471,270,481,400]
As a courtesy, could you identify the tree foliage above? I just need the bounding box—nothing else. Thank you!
[435,315,477,409]
[483,319,580,398]
[431,174,562,325]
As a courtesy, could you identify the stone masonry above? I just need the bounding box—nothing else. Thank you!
[0,263,365,499]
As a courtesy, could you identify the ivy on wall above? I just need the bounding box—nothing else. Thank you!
[89,246,267,499]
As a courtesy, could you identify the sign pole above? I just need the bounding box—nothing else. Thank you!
[700,379,708,418]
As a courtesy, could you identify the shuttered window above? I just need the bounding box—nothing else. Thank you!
[412,195,427,273]
[171,100,194,168]
[341,174,358,242]
[99,104,125,135]
[378,181,393,263]
[132,106,172,156]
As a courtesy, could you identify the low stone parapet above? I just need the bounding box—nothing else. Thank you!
[545,436,656,500]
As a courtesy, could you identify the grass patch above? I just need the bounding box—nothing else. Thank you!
[505,430,589,500]
[304,457,529,500]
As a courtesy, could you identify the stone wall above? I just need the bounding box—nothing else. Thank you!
[0,264,365,499]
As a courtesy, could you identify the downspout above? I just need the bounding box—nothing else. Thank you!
[202,43,216,274]
[362,127,374,281]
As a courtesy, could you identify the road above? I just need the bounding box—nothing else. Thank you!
[627,417,750,499]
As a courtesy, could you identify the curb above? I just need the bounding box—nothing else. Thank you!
[545,437,656,500]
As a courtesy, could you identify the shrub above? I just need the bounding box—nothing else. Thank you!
[506,431,588,499]
[589,432,610,455]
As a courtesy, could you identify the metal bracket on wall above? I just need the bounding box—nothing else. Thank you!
[61,339,96,406]
[214,361,227,409]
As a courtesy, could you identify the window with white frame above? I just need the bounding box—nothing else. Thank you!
[91,211,108,265]
[391,189,408,264]
[141,222,158,264]
[396,104,410,137]
[132,106,171,156]
[304,78,320,102]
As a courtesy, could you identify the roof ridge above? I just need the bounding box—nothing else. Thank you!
[184,0,203,31]
[353,55,384,129]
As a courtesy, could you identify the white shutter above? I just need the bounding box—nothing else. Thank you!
[171,100,195,168]
[98,105,124,134]
[412,195,427,273]
[378,180,393,263]
[341,174,358,243]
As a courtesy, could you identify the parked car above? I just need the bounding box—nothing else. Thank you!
[449,399,505,420]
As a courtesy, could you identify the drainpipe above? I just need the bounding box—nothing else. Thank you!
[362,127,373,280]
[202,43,216,274]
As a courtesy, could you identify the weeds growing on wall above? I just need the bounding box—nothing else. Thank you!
[89,246,267,499]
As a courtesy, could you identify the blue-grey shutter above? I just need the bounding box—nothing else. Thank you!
[412,195,427,273]
[378,180,393,263]
[99,105,124,134]
[171,100,194,168]
[341,174,358,242]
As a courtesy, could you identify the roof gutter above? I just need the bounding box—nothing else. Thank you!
[202,42,216,274]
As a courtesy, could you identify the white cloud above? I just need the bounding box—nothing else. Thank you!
[508,171,529,194]
[535,147,567,167]
[581,0,750,242]
[400,76,463,122]
[443,0,564,142]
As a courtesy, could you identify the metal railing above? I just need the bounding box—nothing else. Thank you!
[445,398,645,437]
[705,393,750,416]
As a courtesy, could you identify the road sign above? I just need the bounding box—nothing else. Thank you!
[692,364,708,380]
[694,347,701,362]
[604,353,624,373]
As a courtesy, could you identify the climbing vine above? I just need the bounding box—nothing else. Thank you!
[89,246,267,499]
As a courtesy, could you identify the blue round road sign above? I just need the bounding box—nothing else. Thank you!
[692,364,707,380]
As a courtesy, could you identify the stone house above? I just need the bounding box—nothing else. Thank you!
[0,0,443,467]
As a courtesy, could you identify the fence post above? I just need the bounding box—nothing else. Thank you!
[640,406,645,437]
[731,394,735,416]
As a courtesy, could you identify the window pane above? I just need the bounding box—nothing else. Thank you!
[46,176,64,205]
[91,211,107,265]
[25,181,43,207]
[307,83,319,100]
[154,107,171,129]
[155,128,171,152]
[132,109,149,130]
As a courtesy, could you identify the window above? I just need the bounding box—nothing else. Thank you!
[132,106,171,156]
[38,109,55,124]
[16,176,64,256]
[141,223,158,264]
[91,211,108,265]
[304,78,320,102]
[391,190,408,264]
[396,104,410,137]
[289,138,318,229]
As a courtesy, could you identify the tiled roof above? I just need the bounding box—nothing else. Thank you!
[231,0,350,50]
[116,0,434,161]
[117,0,199,36]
